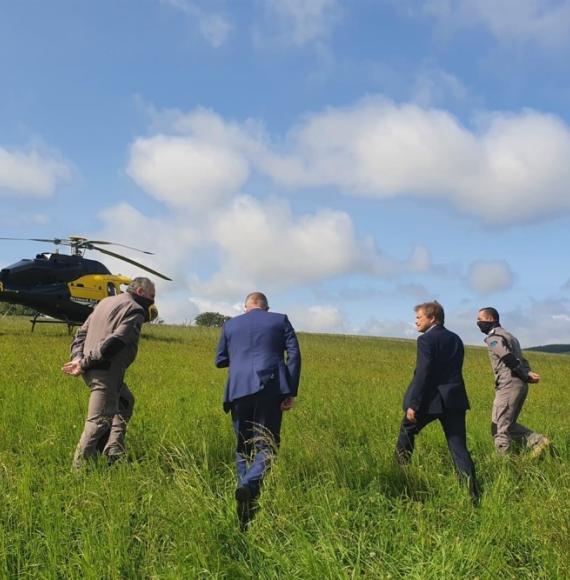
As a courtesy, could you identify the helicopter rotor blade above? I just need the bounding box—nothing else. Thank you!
[92,246,172,281]
[83,240,154,255]
[0,237,65,244]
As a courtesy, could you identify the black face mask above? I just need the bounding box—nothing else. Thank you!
[133,294,157,322]
[477,320,497,335]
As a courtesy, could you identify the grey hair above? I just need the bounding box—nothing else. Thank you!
[245,291,269,310]
[127,277,155,295]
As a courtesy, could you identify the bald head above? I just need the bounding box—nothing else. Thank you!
[244,292,269,311]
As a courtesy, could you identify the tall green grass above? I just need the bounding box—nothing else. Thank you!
[0,317,568,578]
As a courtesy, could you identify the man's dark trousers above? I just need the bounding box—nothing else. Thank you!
[231,387,283,498]
[396,410,477,487]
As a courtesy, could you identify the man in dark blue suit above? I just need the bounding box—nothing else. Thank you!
[395,301,479,503]
[215,292,301,528]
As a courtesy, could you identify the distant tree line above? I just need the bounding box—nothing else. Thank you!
[526,344,570,355]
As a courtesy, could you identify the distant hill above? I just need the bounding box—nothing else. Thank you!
[526,344,570,354]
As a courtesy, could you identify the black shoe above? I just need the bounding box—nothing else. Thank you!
[106,453,124,467]
[236,485,254,531]
[394,447,412,466]
[469,481,481,507]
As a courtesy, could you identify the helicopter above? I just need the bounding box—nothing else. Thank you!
[0,236,171,330]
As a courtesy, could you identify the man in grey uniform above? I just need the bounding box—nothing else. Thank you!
[476,307,550,456]
[62,277,156,468]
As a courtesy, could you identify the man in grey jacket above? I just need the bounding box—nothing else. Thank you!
[477,307,550,456]
[62,277,156,468]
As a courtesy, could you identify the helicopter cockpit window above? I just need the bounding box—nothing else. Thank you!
[107,282,117,296]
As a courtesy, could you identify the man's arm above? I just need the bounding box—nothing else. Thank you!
[406,336,433,413]
[82,310,144,371]
[215,325,230,368]
[63,317,91,376]
[63,310,143,375]
[284,315,301,396]
[70,317,90,362]
[485,336,538,383]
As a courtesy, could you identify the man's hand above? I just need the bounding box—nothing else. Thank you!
[281,397,295,411]
[528,371,541,384]
[61,360,83,376]
[406,407,417,423]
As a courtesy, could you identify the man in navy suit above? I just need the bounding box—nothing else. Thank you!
[395,301,479,503]
[215,292,301,528]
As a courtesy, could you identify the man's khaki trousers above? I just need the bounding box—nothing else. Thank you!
[73,368,135,469]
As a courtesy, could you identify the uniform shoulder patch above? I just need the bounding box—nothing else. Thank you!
[489,340,498,348]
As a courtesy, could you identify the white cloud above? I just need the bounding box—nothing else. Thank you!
[127,135,249,210]
[160,0,233,47]
[95,202,200,286]
[412,65,469,107]
[258,99,570,224]
[0,147,71,197]
[404,0,570,49]
[155,293,200,325]
[359,317,417,339]
[133,102,570,224]
[469,260,514,295]
[189,296,244,318]
[192,195,430,297]
[257,0,341,46]
[289,304,347,333]
[94,203,209,324]
[196,11,233,47]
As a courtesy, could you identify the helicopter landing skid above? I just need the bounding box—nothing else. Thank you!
[30,312,78,335]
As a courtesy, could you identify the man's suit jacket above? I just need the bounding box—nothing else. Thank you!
[215,309,302,411]
[403,324,470,415]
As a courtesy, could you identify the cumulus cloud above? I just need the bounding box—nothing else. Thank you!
[94,202,210,324]
[403,0,570,49]
[192,195,431,297]
[0,147,71,197]
[188,296,243,318]
[289,304,347,333]
[257,0,341,46]
[359,317,417,339]
[412,65,469,107]
[95,202,200,287]
[156,293,201,325]
[159,0,233,47]
[130,101,570,224]
[258,99,570,224]
[127,135,249,210]
[469,260,514,295]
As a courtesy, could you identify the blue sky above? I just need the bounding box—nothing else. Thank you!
[1,0,570,345]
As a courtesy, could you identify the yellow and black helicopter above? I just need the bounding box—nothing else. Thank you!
[0,236,171,330]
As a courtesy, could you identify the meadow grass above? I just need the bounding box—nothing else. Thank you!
[0,316,568,578]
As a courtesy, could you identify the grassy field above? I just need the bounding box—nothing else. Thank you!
[0,316,568,579]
